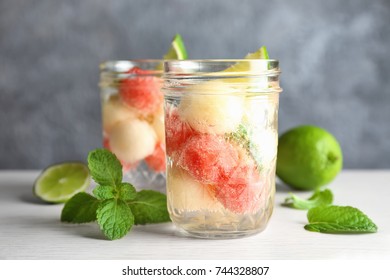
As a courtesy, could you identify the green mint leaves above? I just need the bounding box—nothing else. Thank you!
[97,199,134,240]
[305,206,378,233]
[129,190,171,225]
[88,149,123,187]
[283,189,377,234]
[61,192,99,223]
[283,189,333,210]
[61,148,170,240]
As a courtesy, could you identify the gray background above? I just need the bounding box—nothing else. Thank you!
[1,0,389,169]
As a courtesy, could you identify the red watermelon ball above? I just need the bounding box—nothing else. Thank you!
[165,106,195,157]
[211,181,264,214]
[145,142,166,172]
[177,134,240,184]
[119,67,163,115]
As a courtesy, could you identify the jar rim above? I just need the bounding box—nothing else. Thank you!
[164,59,281,77]
[100,60,164,73]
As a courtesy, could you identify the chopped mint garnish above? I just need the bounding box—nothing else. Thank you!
[304,205,377,234]
[226,124,262,170]
[61,148,170,240]
[283,189,333,210]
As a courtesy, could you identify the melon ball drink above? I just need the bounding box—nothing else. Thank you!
[99,60,166,192]
[163,57,282,238]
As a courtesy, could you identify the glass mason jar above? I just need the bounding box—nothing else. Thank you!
[99,60,166,192]
[163,59,282,238]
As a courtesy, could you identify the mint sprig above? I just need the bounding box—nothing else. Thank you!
[61,148,170,240]
[283,189,333,210]
[305,205,378,234]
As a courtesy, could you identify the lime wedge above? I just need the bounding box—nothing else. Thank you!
[244,45,269,60]
[223,46,269,73]
[163,34,188,60]
[33,162,91,203]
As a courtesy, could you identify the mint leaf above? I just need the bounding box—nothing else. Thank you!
[97,199,134,240]
[283,189,333,210]
[128,190,170,225]
[305,205,378,234]
[61,192,100,223]
[118,183,137,201]
[93,185,115,200]
[226,124,261,169]
[88,148,122,187]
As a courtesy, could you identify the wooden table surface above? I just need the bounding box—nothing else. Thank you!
[0,170,389,260]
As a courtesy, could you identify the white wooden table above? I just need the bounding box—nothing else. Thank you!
[0,170,389,260]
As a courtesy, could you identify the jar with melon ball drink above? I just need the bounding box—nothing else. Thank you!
[99,60,166,192]
[163,59,282,238]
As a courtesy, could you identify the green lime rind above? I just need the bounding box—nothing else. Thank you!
[163,34,188,60]
[222,45,270,74]
[244,46,269,60]
[156,34,187,70]
[33,162,91,203]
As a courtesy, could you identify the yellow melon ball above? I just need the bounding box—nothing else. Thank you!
[102,95,137,133]
[151,106,165,143]
[109,119,156,163]
[167,166,222,212]
[178,81,244,134]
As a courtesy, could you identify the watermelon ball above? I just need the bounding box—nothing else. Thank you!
[177,134,240,184]
[211,182,264,214]
[165,106,195,157]
[226,144,261,185]
[145,142,166,172]
[119,67,163,116]
[167,166,222,211]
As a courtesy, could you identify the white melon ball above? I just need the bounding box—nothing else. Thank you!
[102,95,137,133]
[178,81,244,134]
[243,95,279,128]
[251,129,278,165]
[151,106,165,143]
[167,166,222,212]
[109,119,157,163]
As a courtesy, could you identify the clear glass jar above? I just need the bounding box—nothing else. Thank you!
[99,60,166,192]
[163,59,282,238]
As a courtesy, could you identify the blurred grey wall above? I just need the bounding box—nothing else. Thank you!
[0,0,389,169]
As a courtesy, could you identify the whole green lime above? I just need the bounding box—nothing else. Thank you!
[276,125,343,190]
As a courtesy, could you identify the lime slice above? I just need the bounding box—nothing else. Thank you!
[244,45,269,60]
[223,46,269,73]
[163,34,188,60]
[34,162,91,203]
